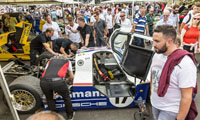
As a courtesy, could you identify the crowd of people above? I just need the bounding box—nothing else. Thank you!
[0,2,200,120]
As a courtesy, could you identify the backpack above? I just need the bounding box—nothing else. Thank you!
[113,20,121,30]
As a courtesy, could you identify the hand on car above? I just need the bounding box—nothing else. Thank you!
[81,46,87,49]
[64,54,71,58]
[54,53,59,56]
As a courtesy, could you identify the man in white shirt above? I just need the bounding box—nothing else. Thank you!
[42,13,63,41]
[151,25,197,120]
[65,17,82,47]
[169,4,179,31]
[85,8,91,22]
[99,9,105,21]
[106,8,113,39]
[119,11,131,26]
[114,8,121,24]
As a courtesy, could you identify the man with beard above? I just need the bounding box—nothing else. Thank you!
[169,5,180,31]
[151,25,197,120]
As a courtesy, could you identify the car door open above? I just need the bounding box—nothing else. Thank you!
[93,31,154,98]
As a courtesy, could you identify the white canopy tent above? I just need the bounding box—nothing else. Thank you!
[89,0,95,5]
[66,0,82,4]
[0,0,65,5]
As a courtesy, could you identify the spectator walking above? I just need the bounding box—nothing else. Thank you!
[131,5,149,47]
[155,10,174,27]
[146,7,155,36]
[180,2,200,33]
[94,12,108,47]
[151,25,198,120]
[180,13,200,53]
[169,5,180,31]
[106,8,114,41]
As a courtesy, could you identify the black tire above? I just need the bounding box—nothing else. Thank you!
[8,76,43,114]
[35,51,53,67]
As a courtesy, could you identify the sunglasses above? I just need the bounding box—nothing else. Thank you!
[120,15,125,17]
[163,15,169,17]
[193,18,200,20]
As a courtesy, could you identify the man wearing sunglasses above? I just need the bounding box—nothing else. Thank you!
[119,11,131,26]
[155,10,174,27]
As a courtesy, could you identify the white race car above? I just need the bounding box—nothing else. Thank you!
[2,29,154,118]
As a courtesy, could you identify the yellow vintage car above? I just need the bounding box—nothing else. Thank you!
[0,21,32,61]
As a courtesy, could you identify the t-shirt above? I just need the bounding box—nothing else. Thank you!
[90,15,96,23]
[151,53,197,113]
[77,24,94,44]
[94,19,107,37]
[100,13,105,21]
[121,18,131,26]
[156,19,174,27]
[115,13,121,23]
[42,21,61,40]
[169,13,179,26]
[54,38,72,53]
[85,11,91,18]
[51,11,57,19]
[30,33,51,49]
[146,13,155,31]
[65,23,81,43]
[183,25,200,44]
[106,14,113,29]
[134,13,148,34]
[182,12,193,24]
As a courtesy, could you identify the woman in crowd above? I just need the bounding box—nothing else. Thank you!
[180,13,200,71]
[180,13,200,53]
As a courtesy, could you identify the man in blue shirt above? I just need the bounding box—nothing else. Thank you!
[131,5,149,47]
[156,10,174,27]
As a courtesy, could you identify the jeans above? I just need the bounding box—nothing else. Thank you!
[40,79,73,117]
[107,29,113,38]
[152,106,177,120]
[134,37,144,48]
[96,36,107,47]
[149,30,153,37]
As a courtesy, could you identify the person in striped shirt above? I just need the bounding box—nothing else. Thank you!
[131,5,149,47]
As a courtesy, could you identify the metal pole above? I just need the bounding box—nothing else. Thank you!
[132,0,134,24]
[78,0,80,7]
[0,66,20,120]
